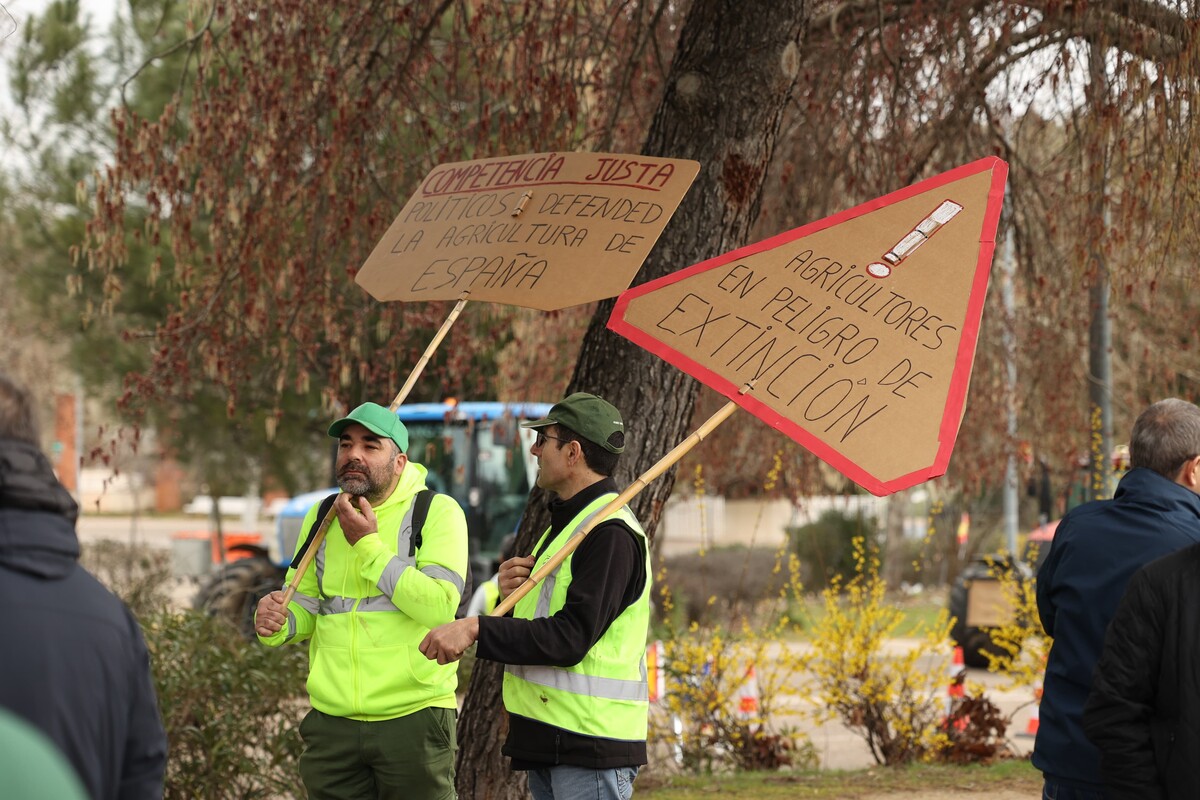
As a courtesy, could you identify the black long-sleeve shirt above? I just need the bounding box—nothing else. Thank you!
[476,477,647,769]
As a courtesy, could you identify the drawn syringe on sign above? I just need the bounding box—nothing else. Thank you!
[866,199,964,279]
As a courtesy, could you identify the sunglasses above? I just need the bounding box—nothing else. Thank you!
[535,432,569,448]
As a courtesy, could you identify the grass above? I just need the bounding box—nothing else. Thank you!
[784,589,949,640]
[638,759,1041,798]
[887,594,949,637]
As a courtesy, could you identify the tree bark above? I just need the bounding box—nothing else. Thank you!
[455,1,809,796]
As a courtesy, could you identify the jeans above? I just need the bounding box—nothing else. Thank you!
[1042,778,1107,800]
[528,765,639,800]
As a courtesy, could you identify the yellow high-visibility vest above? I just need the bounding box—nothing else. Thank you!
[503,494,651,740]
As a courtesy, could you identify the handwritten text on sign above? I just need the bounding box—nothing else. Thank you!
[612,164,1002,490]
[356,152,700,311]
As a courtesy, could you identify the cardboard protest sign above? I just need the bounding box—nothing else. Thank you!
[356,152,700,311]
[607,157,1008,496]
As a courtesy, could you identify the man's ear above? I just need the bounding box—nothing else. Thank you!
[1180,455,1200,490]
[396,452,409,472]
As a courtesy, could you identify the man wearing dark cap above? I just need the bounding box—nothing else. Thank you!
[255,402,468,800]
[421,392,650,800]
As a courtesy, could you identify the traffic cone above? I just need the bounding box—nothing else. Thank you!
[1018,675,1043,737]
[942,646,967,731]
[645,640,664,703]
[735,663,759,719]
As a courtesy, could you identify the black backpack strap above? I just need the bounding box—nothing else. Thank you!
[289,493,339,569]
[408,489,435,557]
[406,489,472,615]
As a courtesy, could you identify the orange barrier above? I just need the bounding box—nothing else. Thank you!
[1018,674,1043,737]
[942,646,968,731]
[172,531,262,564]
[736,663,760,719]
[646,641,664,703]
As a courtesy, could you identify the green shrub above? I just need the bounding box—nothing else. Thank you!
[657,547,790,628]
[786,508,876,591]
[146,610,310,800]
[650,630,816,774]
[804,537,956,766]
[649,550,817,775]
[80,539,310,798]
[79,538,173,619]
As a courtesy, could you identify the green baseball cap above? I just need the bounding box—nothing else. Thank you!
[327,403,409,452]
[521,392,625,454]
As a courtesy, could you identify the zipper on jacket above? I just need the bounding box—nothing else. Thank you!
[351,579,362,716]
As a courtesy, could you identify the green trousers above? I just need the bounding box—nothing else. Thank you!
[298,707,457,800]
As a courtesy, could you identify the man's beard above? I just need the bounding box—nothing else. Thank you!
[337,459,395,504]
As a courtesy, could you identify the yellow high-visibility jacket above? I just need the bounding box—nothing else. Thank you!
[257,461,467,721]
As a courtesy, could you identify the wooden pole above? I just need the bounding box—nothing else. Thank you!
[491,397,741,617]
[280,293,470,606]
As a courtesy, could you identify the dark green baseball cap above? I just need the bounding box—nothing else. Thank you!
[521,392,625,454]
[327,403,409,452]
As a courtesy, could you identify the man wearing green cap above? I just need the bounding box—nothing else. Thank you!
[420,392,650,800]
[255,402,468,800]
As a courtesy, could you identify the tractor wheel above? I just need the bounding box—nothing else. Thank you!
[194,557,286,638]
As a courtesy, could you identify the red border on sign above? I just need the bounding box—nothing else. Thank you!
[607,156,1009,496]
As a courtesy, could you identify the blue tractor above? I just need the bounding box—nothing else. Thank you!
[194,400,551,635]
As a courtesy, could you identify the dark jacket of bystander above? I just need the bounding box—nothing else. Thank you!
[0,438,167,800]
[1033,467,1200,791]
[1084,542,1200,800]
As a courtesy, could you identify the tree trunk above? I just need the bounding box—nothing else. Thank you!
[455,1,809,796]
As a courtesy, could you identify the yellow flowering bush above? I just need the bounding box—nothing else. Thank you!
[648,548,815,773]
[803,536,959,765]
[648,458,1029,773]
[974,553,1050,699]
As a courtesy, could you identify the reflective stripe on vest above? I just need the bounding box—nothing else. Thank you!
[421,564,463,590]
[506,660,649,702]
[378,558,465,598]
[378,559,406,596]
[319,595,398,614]
[282,590,321,642]
[291,591,320,615]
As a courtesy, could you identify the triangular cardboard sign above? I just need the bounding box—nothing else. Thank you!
[356,152,700,311]
[608,157,1008,495]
